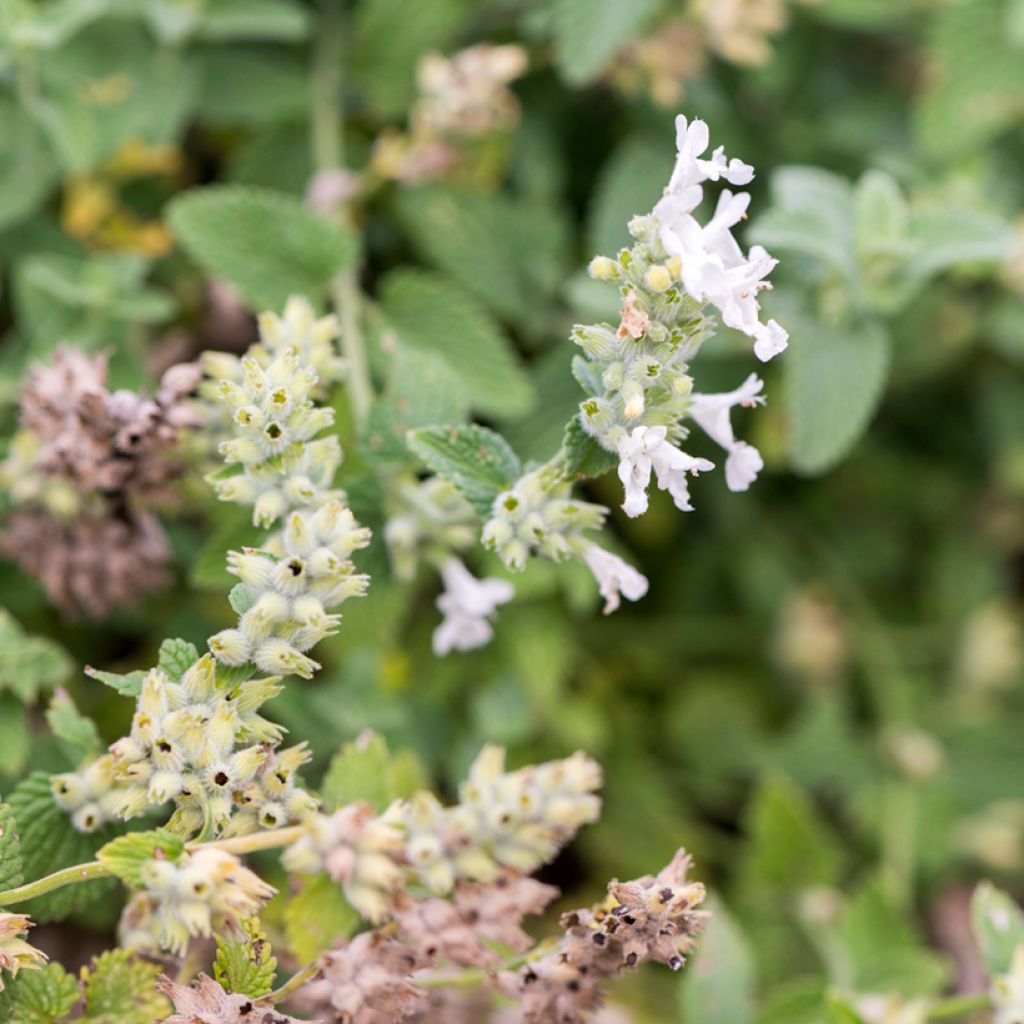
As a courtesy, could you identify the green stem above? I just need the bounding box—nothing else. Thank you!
[188,825,305,856]
[926,992,992,1021]
[0,861,107,907]
[269,958,322,1003]
[312,0,372,425]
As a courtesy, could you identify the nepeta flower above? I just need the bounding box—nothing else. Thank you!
[432,558,514,656]
[580,543,649,614]
[617,425,714,517]
[666,115,754,193]
[688,372,766,491]
[0,913,47,990]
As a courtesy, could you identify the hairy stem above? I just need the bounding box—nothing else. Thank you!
[269,958,323,1003]
[312,0,372,424]
[0,861,107,907]
[188,825,306,856]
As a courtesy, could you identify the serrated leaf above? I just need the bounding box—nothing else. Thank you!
[321,732,426,812]
[283,872,359,962]
[0,962,78,1024]
[681,896,756,1024]
[379,270,534,418]
[168,185,357,311]
[561,417,617,479]
[158,639,199,682]
[407,424,521,517]
[785,316,890,475]
[214,917,277,998]
[45,690,101,764]
[0,802,24,891]
[81,948,169,1024]
[7,773,122,922]
[84,667,146,699]
[972,881,1024,976]
[97,829,184,888]
[0,610,73,703]
[550,0,664,85]
[588,135,669,257]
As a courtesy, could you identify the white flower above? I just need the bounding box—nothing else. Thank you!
[665,116,753,195]
[581,544,649,614]
[433,558,514,655]
[688,373,766,492]
[616,425,714,518]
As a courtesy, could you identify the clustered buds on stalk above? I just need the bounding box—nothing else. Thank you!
[580,114,782,519]
[121,847,274,956]
[284,746,601,920]
[0,348,200,617]
[0,912,47,991]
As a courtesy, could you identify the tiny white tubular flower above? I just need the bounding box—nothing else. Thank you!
[433,557,514,656]
[688,372,766,492]
[666,115,754,194]
[617,425,714,517]
[581,543,649,614]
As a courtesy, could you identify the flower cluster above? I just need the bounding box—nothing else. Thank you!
[577,114,782,518]
[499,850,708,1022]
[52,657,313,837]
[0,912,47,991]
[0,348,200,617]
[158,974,304,1024]
[283,745,601,920]
[120,847,274,956]
[372,44,527,184]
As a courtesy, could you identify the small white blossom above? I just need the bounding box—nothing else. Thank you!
[688,373,766,492]
[581,543,649,614]
[617,425,714,518]
[433,558,514,655]
[665,115,753,194]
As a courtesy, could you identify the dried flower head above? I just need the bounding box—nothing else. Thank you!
[0,913,47,991]
[158,973,304,1024]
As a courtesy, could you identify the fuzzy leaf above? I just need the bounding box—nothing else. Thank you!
[84,667,146,700]
[283,872,360,962]
[785,316,890,475]
[196,0,309,41]
[81,948,169,1024]
[379,270,535,418]
[550,0,664,85]
[972,881,1024,977]
[562,417,617,480]
[321,732,426,812]
[0,962,78,1024]
[168,185,358,310]
[97,829,184,888]
[407,424,521,517]
[228,584,255,616]
[157,639,200,682]
[45,690,101,764]
[0,697,31,778]
[7,773,122,922]
[681,897,757,1024]
[214,917,277,998]
[0,801,24,891]
[0,610,73,703]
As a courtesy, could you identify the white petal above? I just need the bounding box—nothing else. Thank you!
[724,442,764,492]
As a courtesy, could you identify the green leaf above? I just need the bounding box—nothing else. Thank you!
[681,896,757,1024]
[0,611,73,703]
[561,417,617,480]
[378,270,535,418]
[283,872,360,962]
[0,697,31,778]
[228,584,255,616]
[214,917,277,998]
[550,0,664,85]
[321,732,426,812]
[195,50,310,126]
[972,881,1024,976]
[0,962,78,1024]
[81,948,169,1024]
[785,316,890,475]
[0,801,24,891]
[45,690,101,764]
[407,424,521,517]
[7,772,122,922]
[97,829,184,888]
[903,207,1015,285]
[0,95,58,232]
[587,135,669,257]
[168,185,358,311]
[196,0,309,41]
[84,667,146,700]
[157,639,199,682]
